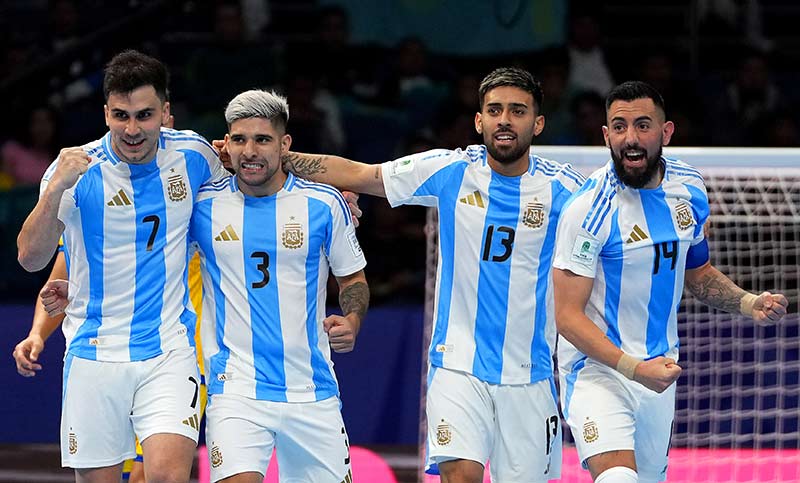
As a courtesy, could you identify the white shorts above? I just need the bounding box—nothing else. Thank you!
[426,367,561,483]
[60,347,201,468]
[561,359,675,482]
[205,393,351,483]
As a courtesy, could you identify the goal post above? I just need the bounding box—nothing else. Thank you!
[420,146,800,482]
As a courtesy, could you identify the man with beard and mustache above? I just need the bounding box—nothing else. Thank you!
[260,67,585,483]
[551,81,788,483]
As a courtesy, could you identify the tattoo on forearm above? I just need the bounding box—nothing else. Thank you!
[685,271,746,314]
[281,153,328,178]
[373,167,380,179]
[340,281,369,319]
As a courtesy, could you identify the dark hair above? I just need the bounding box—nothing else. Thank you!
[102,50,169,102]
[605,81,665,114]
[478,67,543,113]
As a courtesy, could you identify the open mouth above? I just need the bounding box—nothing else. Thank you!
[494,131,516,146]
[123,138,146,150]
[622,148,647,168]
[240,161,264,172]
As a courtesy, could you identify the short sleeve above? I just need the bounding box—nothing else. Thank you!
[381,149,461,208]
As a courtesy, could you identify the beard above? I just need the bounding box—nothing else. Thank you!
[484,128,533,165]
[610,144,663,189]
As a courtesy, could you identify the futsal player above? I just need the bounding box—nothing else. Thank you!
[255,67,584,483]
[551,80,788,483]
[190,89,368,483]
[17,49,228,483]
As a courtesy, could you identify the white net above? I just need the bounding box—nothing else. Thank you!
[421,146,800,482]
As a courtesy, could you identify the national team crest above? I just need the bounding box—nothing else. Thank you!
[583,419,599,443]
[522,199,545,229]
[210,444,223,468]
[675,202,694,230]
[68,431,77,454]
[281,222,304,249]
[436,421,452,446]
[167,173,187,202]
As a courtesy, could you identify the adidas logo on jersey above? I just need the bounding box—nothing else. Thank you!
[182,414,199,430]
[459,190,486,208]
[214,225,240,242]
[107,189,132,206]
[625,225,649,244]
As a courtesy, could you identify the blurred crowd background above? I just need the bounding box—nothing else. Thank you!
[1,0,799,303]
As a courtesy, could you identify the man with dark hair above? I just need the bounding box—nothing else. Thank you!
[256,66,584,483]
[552,81,788,483]
[17,49,228,483]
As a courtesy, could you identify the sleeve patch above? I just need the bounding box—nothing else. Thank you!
[347,231,363,258]
[571,234,600,266]
[389,157,415,176]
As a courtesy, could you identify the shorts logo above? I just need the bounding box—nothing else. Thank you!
[182,414,199,430]
[675,202,694,230]
[217,372,233,381]
[435,344,453,353]
[583,419,599,443]
[436,420,452,446]
[522,199,545,229]
[167,171,187,202]
[68,430,77,454]
[282,221,304,249]
[88,338,101,346]
[210,444,223,468]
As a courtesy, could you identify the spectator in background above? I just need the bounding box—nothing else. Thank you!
[557,90,606,146]
[710,49,783,145]
[1,106,60,186]
[433,74,482,149]
[182,0,281,138]
[285,71,346,155]
[536,47,578,145]
[567,10,614,97]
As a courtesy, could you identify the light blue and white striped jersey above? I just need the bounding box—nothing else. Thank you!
[382,145,585,384]
[190,173,366,403]
[40,127,228,362]
[553,158,710,378]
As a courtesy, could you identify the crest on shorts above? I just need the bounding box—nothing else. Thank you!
[282,221,304,249]
[68,430,77,454]
[522,199,545,229]
[583,419,599,443]
[436,420,452,446]
[675,202,694,230]
[167,171,187,202]
[210,444,223,468]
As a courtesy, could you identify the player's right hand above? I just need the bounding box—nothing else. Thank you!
[13,334,44,377]
[212,139,232,170]
[40,279,69,317]
[633,356,682,393]
[48,147,89,192]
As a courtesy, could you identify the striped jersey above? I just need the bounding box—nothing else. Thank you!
[382,145,585,384]
[41,127,228,362]
[553,158,710,377]
[190,173,366,403]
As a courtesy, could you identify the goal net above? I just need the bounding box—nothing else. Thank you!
[420,146,800,482]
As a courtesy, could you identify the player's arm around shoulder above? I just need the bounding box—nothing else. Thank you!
[325,271,370,353]
[281,151,386,197]
[685,262,788,326]
[18,147,89,272]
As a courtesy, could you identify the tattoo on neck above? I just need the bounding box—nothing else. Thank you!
[281,153,328,178]
[340,281,369,320]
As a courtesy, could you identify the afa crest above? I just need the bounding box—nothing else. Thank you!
[523,199,545,229]
[675,202,694,230]
[436,420,452,446]
[68,431,78,455]
[282,222,304,249]
[167,173,187,202]
[210,444,223,468]
[583,419,599,443]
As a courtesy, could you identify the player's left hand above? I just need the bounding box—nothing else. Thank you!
[342,191,361,227]
[751,291,788,326]
[323,313,361,353]
[212,138,233,171]
[40,279,69,317]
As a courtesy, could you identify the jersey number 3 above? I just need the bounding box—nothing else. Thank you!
[250,251,271,288]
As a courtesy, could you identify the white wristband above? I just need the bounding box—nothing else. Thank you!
[616,353,642,380]
[740,293,758,317]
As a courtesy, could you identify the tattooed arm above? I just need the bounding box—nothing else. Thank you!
[685,262,788,325]
[323,270,370,353]
[281,152,386,198]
